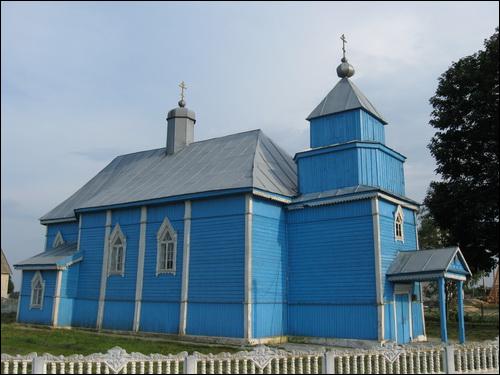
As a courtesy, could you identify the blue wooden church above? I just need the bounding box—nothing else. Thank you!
[15,45,471,346]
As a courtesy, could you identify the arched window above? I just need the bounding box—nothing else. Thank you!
[156,217,177,275]
[108,224,126,276]
[52,231,65,248]
[395,205,404,242]
[30,271,45,309]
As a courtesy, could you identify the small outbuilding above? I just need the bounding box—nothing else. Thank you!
[1,249,13,299]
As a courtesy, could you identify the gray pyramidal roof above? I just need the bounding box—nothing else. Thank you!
[41,130,297,222]
[307,78,387,124]
[14,243,78,269]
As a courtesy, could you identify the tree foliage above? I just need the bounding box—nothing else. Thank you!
[425,28,499,273]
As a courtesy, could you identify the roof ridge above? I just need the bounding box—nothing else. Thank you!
[114,129,263,160]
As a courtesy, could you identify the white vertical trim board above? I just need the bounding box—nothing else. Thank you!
[371,197,384,341]
[133,206,147,332]
[52,270,63,327]
[97,210,112,330]
[414,210,426,338]
[179,200,192,335]
[77,215,82,251]
[244,194,253,340]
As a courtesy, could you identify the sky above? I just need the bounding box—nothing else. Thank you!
[1,1,499,289]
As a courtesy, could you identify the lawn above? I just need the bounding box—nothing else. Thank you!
[1,314,239,356]
[425,320,498,342]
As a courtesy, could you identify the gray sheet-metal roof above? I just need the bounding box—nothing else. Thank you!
[40,130,297,222]
[14,243,79,269]
[307,78,387,124]
[291,185,420,206]
[387,247,471,282]
[1,249,12,275]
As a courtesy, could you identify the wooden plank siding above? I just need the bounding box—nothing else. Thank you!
[186,195,246,338]
[252,197,287,338]
[287,199,378,339]
[309,109,385,148]
[45,222,79,250]
[140,202,184,334]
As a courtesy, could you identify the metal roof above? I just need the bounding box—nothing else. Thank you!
[40,130,297,222]
[14,243,79,269]
[387,247,472,282]
[1,249,12,275]
[306,78,387,124]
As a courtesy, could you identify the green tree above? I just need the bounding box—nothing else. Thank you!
[417,207,450,250]
[424,28,499,273]
[8,277,14,294]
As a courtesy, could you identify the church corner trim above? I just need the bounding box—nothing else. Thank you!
[179,200,192,336]
[371,197,384,341]
[244,194,253,340]
[97,210,112,330]
[133,206,148,332]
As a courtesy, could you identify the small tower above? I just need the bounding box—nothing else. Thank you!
[296,35,406,196]
[166,81,196,155]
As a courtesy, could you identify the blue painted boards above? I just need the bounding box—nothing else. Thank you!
[187,195,246,338]
[309,109,385,148]
[252,198,287,338]
[287,199,378,339]
[395,294,411,344]
[140,202,184,334]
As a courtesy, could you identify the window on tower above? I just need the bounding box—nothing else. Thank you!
[395,205,404,242]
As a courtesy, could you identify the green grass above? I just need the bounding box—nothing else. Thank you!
[1,317,240,356]
[425,320,499,342]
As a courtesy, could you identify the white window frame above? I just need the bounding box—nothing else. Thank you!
[395,205,404,242]
[30,271,45,309]
[108,224,126,276]
[52,231,65,248]
[156,217,177,275]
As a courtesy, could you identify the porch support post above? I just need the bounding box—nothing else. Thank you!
[457,280,465,344]
[438,277,448,343]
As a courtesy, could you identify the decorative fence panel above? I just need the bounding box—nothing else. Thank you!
[1,339,498,374]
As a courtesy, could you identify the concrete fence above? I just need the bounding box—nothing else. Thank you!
[1,339,498,374]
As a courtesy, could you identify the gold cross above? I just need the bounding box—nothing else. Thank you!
[340,34,347,59]
[179,81,187,101]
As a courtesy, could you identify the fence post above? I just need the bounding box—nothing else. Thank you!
[32,355,46,375]
[184,355,198,374]
[443,345,456,374]
[323,351,335,374]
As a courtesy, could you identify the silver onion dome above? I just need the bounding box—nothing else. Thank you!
[336,57,355,78]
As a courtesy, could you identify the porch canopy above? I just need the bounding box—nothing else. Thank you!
[387,247,472,343]
[14,243,81,271]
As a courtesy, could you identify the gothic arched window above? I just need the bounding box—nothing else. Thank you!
[395,205,404,242]
[52,231,65,248]
[156,217,177,275]
[108,224,126,276]
[30,271,45,309]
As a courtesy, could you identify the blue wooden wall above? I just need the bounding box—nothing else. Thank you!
[18,270,56,325]
[297,143,405,196]
[57,263,80,327]
[72,211,106,328]
[187,195,246,338]
[310,109,385,148]
[287,199,378,339]
[378,198,424,340]
[101,207,141,331]
[252,198,287,338]
[45,221,79,250]
[140,202,184,334]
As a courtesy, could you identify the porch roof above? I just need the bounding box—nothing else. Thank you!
[387,247,472,282]
[14,243,81,270]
